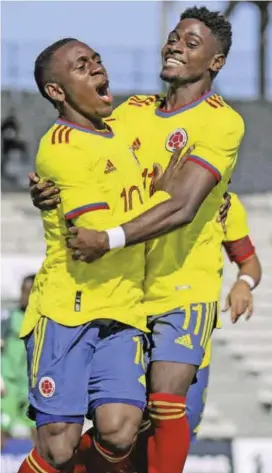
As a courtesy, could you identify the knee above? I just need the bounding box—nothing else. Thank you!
[99,417,139,452]
[96,406,142,453]
[37,423,81,469]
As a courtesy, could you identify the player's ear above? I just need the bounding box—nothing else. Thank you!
[44,82,65,104]
[209,53,225,74]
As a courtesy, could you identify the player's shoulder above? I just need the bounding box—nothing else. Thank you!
[109,94,163,129]
[204,93,245,135]
[114,94,163,115]
[36,120,91,175]
[126,94,163,108]
[39,119,83,150]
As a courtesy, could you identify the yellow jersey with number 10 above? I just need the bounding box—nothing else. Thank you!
[111,93,245,315]
[20,119,150,337]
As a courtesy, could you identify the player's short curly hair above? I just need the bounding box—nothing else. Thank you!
[34,38,77,106]
[180,6,232,57]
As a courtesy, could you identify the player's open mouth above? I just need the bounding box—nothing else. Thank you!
[96,81,113,104]
[164,56,185,67]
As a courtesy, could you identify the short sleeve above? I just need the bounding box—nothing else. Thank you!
[187,116,245,183]
[36,145,112,229]
[223,193,250,242]
[223,194,255,262]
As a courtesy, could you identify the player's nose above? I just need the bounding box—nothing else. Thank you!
[90,64,104,76]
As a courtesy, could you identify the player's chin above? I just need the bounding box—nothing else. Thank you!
[160,68,180,83]
[98,102,114,118]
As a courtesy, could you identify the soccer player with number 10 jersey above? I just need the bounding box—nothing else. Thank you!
[64,7,245,473]
[20,6,247,473]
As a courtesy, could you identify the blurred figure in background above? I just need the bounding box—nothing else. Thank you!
[1,274,36,442]
[1,114,29,189]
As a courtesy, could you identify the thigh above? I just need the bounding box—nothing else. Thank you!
[88,325,148,417]
[149,302,217,367]
[25,317,99,425]
[186,364,210,442]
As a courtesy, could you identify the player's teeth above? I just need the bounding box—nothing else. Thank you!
[166,58,181,66]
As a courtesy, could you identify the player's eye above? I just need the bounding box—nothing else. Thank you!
[96,58,103,65]
[77,63,86,70]
[187,42,198,49]
[168,36,177,44]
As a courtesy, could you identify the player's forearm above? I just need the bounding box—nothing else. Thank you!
[120,162,216,246]
[237,254,262,288]
[121,198,195,246]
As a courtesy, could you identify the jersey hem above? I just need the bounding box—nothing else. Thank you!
[20,310,149,338]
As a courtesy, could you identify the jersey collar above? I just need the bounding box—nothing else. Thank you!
[56,118,114,138]
[155,90,213,118]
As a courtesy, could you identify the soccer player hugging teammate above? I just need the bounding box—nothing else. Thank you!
[18,38,178,473]
[26,6,248,473]
[64,7,245,473]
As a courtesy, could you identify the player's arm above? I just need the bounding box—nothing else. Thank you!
[118,119,244,246]
[222,193,262,323]
[222,240,261,323]
[36,146,114,234]
[67,120,245,261]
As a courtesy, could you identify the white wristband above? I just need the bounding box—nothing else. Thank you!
[239,274,255,290]
[105,226,126,250]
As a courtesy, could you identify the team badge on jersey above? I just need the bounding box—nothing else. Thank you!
[165,129,188,152]
[39,377,55,398]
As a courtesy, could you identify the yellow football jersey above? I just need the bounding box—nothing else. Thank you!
[223,193,250,243]
[20,118,151,337]
[111,93,245,315]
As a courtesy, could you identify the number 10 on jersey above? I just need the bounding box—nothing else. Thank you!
[120,186,143,212]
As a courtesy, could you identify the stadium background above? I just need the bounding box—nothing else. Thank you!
[1,1,272,472]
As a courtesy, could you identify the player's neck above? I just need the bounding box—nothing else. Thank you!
[164,81,212,112]
[59,109,106,132]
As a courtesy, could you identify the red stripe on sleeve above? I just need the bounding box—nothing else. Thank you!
[65,128,73,144]
[58,126,68,144]
[51,124,62,145]
[209,96,224,107]
[223,236,255,263]
[187,155,221,182]
[205,99,218,109]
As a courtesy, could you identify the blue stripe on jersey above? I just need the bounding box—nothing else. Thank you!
[65,202,110,220]
[155,91,213,117]
[56,119,114,137]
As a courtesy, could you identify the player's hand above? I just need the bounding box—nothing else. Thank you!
[217,192,231,232]
[222,279,253,324]
[66,227,109,263]
[152,145,195,195]
[29,172,61,211]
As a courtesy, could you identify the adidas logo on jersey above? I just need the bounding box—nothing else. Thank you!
[104,160,116,174]
[175,334,193,349]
